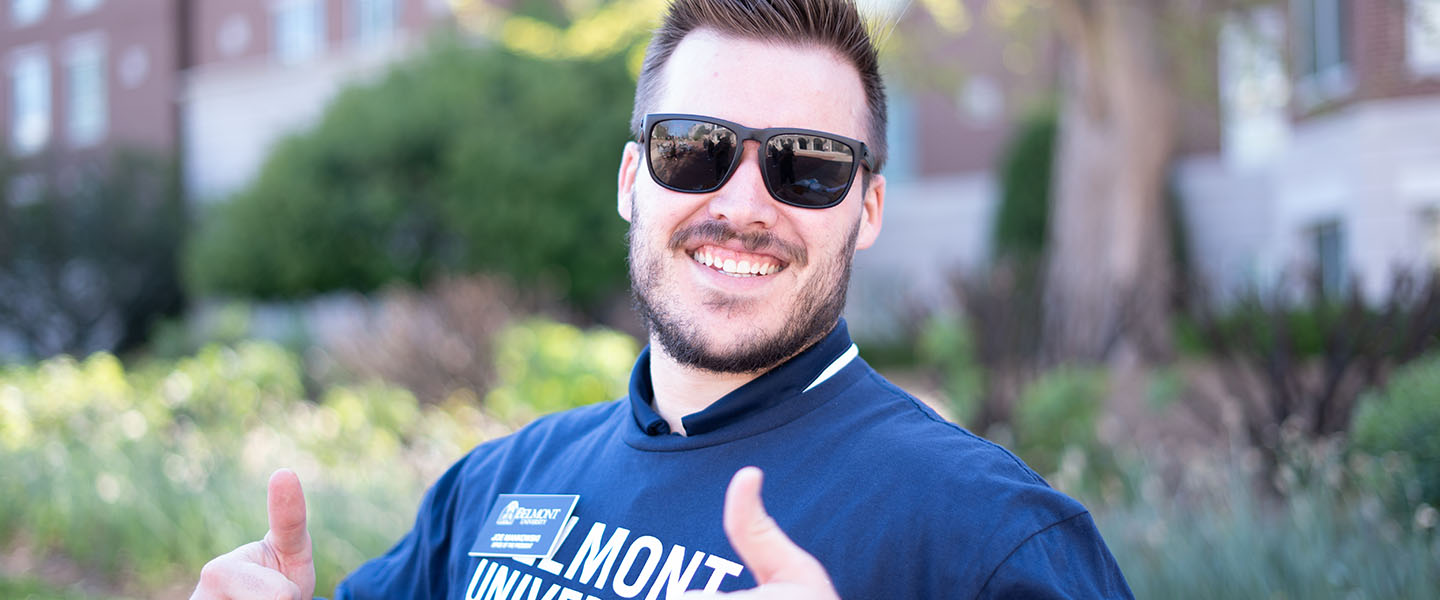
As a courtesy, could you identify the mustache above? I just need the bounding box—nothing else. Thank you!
[667,220,808,266]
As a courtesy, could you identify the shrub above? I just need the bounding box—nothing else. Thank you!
[0,342,505,595]
[0,151,184,359]
[1189,269,1440,481]
[992,109,1056,261]
[484,319,638,425]
[1010,366,1113,493]
[915,313,982,425]
[1352,353,1440,507]
[1097,446,1439,600]
[316,276,523,404]
[186,38,635,311]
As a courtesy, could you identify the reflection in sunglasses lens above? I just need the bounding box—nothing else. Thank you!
[649,120,737,192]
[765,134,854,207]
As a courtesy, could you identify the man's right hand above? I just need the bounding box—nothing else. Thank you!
[191,468,316,600]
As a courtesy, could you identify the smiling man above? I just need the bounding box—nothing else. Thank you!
[192,1,1133,599]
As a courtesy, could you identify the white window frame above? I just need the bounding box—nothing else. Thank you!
[350,0,396,47]
[1408,0,1440,76]
[271,0,325,65]
[64,32,106,148]
[9,45,51,156]
[1292,0,1352,108]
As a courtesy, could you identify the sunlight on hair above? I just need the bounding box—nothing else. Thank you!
[856,0,913,49]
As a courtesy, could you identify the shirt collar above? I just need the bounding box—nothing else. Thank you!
[627,319,857,438]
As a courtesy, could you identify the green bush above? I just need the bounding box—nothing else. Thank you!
[0,151,184,358]
[484,319,638,425]
[0,342,503,595]
[186,38,635,310]
[1352,353,1440,507]
[992,109,1056,261]
[915,313,982,425]
[1011,366,1113,493]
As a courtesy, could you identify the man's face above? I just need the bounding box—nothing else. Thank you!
[618,30,885,373]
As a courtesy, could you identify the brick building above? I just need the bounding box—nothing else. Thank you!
[2,0,184,201]
[2,0,451,203]
[1177,0,1440,302]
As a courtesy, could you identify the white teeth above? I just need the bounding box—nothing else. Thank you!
[691,250,783,277]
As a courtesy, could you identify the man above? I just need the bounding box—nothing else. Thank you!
[193,0,1134,598]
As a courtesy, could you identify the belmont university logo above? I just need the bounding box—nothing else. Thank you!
[495,500,563,526]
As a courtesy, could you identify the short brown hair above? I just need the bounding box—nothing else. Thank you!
[631,0,888,173]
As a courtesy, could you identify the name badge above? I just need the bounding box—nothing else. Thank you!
[469,493,580,559]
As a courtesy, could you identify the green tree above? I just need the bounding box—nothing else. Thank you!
[187,38,637,310]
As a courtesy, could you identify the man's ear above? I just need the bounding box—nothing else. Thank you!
[618,141,642,222]
[855,173,885,250]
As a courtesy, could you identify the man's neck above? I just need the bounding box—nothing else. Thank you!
[647,346,761,436]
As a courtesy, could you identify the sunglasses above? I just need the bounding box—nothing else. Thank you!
[641,113,877,209]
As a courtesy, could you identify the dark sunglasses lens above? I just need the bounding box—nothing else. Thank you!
[764,134,855,207]
[648,119,739,192]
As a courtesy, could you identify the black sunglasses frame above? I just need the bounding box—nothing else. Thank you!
[641,113,877,209]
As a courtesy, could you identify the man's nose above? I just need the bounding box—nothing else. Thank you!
[707,141,780,229]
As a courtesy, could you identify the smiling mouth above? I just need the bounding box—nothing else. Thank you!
[689,246,787,278]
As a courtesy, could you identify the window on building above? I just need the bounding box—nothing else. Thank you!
[272,0,324,65]
[1424,207,1440,268]
[66,36,106,147]
[1312,219,1346,296]
[1293,0,1350,105]
[1409,0,1440,75]
[352,0,396,46]
[11,0,48,26]
[9,48,51,156]
[1220,8,1290,168]
[66,0,100,15]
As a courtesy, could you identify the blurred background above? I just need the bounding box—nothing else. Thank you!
[2,0,1439,597]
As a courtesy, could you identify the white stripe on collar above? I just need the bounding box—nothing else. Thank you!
[802,343,858,393]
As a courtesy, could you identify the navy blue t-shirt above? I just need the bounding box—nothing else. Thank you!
[333,320,1133,599]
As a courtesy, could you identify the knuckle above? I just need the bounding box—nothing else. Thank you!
[198,557,227,585]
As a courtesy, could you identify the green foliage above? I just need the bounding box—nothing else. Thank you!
[186,38,635,310]
[992,109,1056,261]
[915,313,982,424]
[484,319,638,424]
[1176,304,1336,358]
[0,151,184,358]
[1352,353,1440,507]
[0,342,503,595]
[0,577,117,600]
[1098,447,1440,600]
[1011,366,1113,492]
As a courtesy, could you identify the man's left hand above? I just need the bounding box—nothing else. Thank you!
[683,467,840,599]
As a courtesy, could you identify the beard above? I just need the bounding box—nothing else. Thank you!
[627,202,860,374]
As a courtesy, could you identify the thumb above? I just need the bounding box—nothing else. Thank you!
[722,467,831,588]
[264,468,315,599]
[266,468,311,558]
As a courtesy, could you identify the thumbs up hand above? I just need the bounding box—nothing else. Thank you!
[191,468,316,600]
[684,467,841,599]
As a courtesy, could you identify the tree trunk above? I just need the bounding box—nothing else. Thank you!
[1044,0,1178,365]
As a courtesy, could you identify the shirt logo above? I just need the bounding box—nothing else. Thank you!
[471,493,580,559]
[496,500,564,526]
